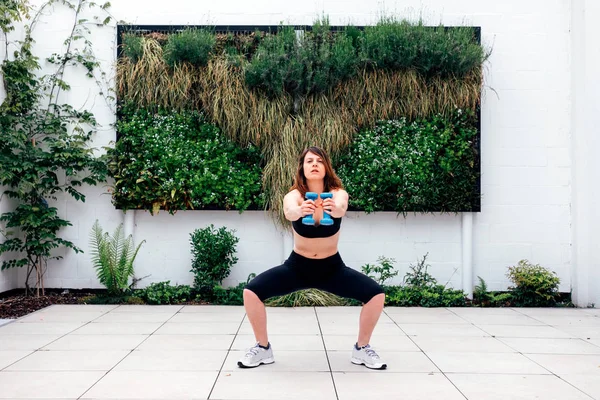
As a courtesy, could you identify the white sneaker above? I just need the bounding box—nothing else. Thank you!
[237,343,274,368]
[351,343,387,369]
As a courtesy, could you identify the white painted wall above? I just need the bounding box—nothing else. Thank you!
[2,0,596,304]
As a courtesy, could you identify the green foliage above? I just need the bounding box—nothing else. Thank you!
[473,276,512,307]
[244,19,358,99]
[212,281,247,305]
[108,106,264,213]
[164,28,215,68]
[190,224,239,297]
[383,253,467,307]
[137,281,192,305]
[0,0,111,295]
[337,109,479,213]
[361,17,487,78]
[89,220,145,296]
[361,256,399,285]
[385,284,466,307]
[507,260,560,307]
[122,32,144,63]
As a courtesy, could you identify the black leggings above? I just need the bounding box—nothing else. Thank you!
[245,251,384,304]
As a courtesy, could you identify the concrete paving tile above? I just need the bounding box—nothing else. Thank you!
[314,306,361,315]
[0,322,83,335]
[93,312,174,323]
[0,351,32,370]
[232,334,325,351]
[17,312,105,323]
[41,304,119,313]
[447,374,594,400]
[560,375,600,399]
[458,314,545,325]
[477,324,576,338]
[238,321,321,335]
[111,305,183,313]
[0,371,104,399]
[179,305,247,313]
[114,349,227,371]
[322,334,419,351]
[72,322,162,335]
[211,371,336,400]
[525,354,600,375]
[412,336,515,353]
[222,350,329,371]
[81,370,217,399]
[449,307,522,316]
[514,307,596,317]
[168,312,245,323]
[317,313,394,323]
[582,309,600,317]
[42,334,147,351]
[553,325,600,339]
[0,334,61,351]
[6,350,128,371]
[387,313,469,324]
[399,323,489,337]
[427,352,550,374]
[136,334,234,350]
[333,372,465,400]
[262,306,317,314]
[499,337,600,354]
[529,315,600,327]
[328,350,439,373]
[386,307,460,316]
[318,322,403,335]
[155,322,241,335]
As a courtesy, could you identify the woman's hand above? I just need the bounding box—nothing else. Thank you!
[322,197,338,216]
[300,199,317,217]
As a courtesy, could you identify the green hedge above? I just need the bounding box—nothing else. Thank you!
[108,106,264,213]
[336,108,479,213]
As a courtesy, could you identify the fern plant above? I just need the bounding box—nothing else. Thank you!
[89,220,145,295]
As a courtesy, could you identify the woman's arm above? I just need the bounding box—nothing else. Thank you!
[324,189,348,218]
[284,190,315,221]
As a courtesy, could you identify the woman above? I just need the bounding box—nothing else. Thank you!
[239,146,387,369]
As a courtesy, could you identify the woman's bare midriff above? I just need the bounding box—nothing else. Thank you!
[293,231,340,259]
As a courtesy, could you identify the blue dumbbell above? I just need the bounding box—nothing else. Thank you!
[319,192,334,226]
[302,192,319,225]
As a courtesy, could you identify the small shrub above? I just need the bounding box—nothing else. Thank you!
[89,220,145,296]
[360,17,487,78]
[383,254,467,307]
[361,256,399,286]
[137,281,193,305]
[211,273,255,305]
[164,28,215,67]
[474,276,512,307]
[403,253,436,289]
[244,19,358,99]
[336,109,479,213]
[190,225,239,298]
[122,32,144,63]
[507,260,560,307]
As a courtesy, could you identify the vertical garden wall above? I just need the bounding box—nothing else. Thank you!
[112,18,487,225]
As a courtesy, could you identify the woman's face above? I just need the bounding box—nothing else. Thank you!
[303,151,326,181]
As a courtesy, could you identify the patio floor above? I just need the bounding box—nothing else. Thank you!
[0,305,599,400]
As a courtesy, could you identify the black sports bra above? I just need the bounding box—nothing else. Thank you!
[292,216,342,238]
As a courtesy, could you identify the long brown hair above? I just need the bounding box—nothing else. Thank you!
[290,146,343,195]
